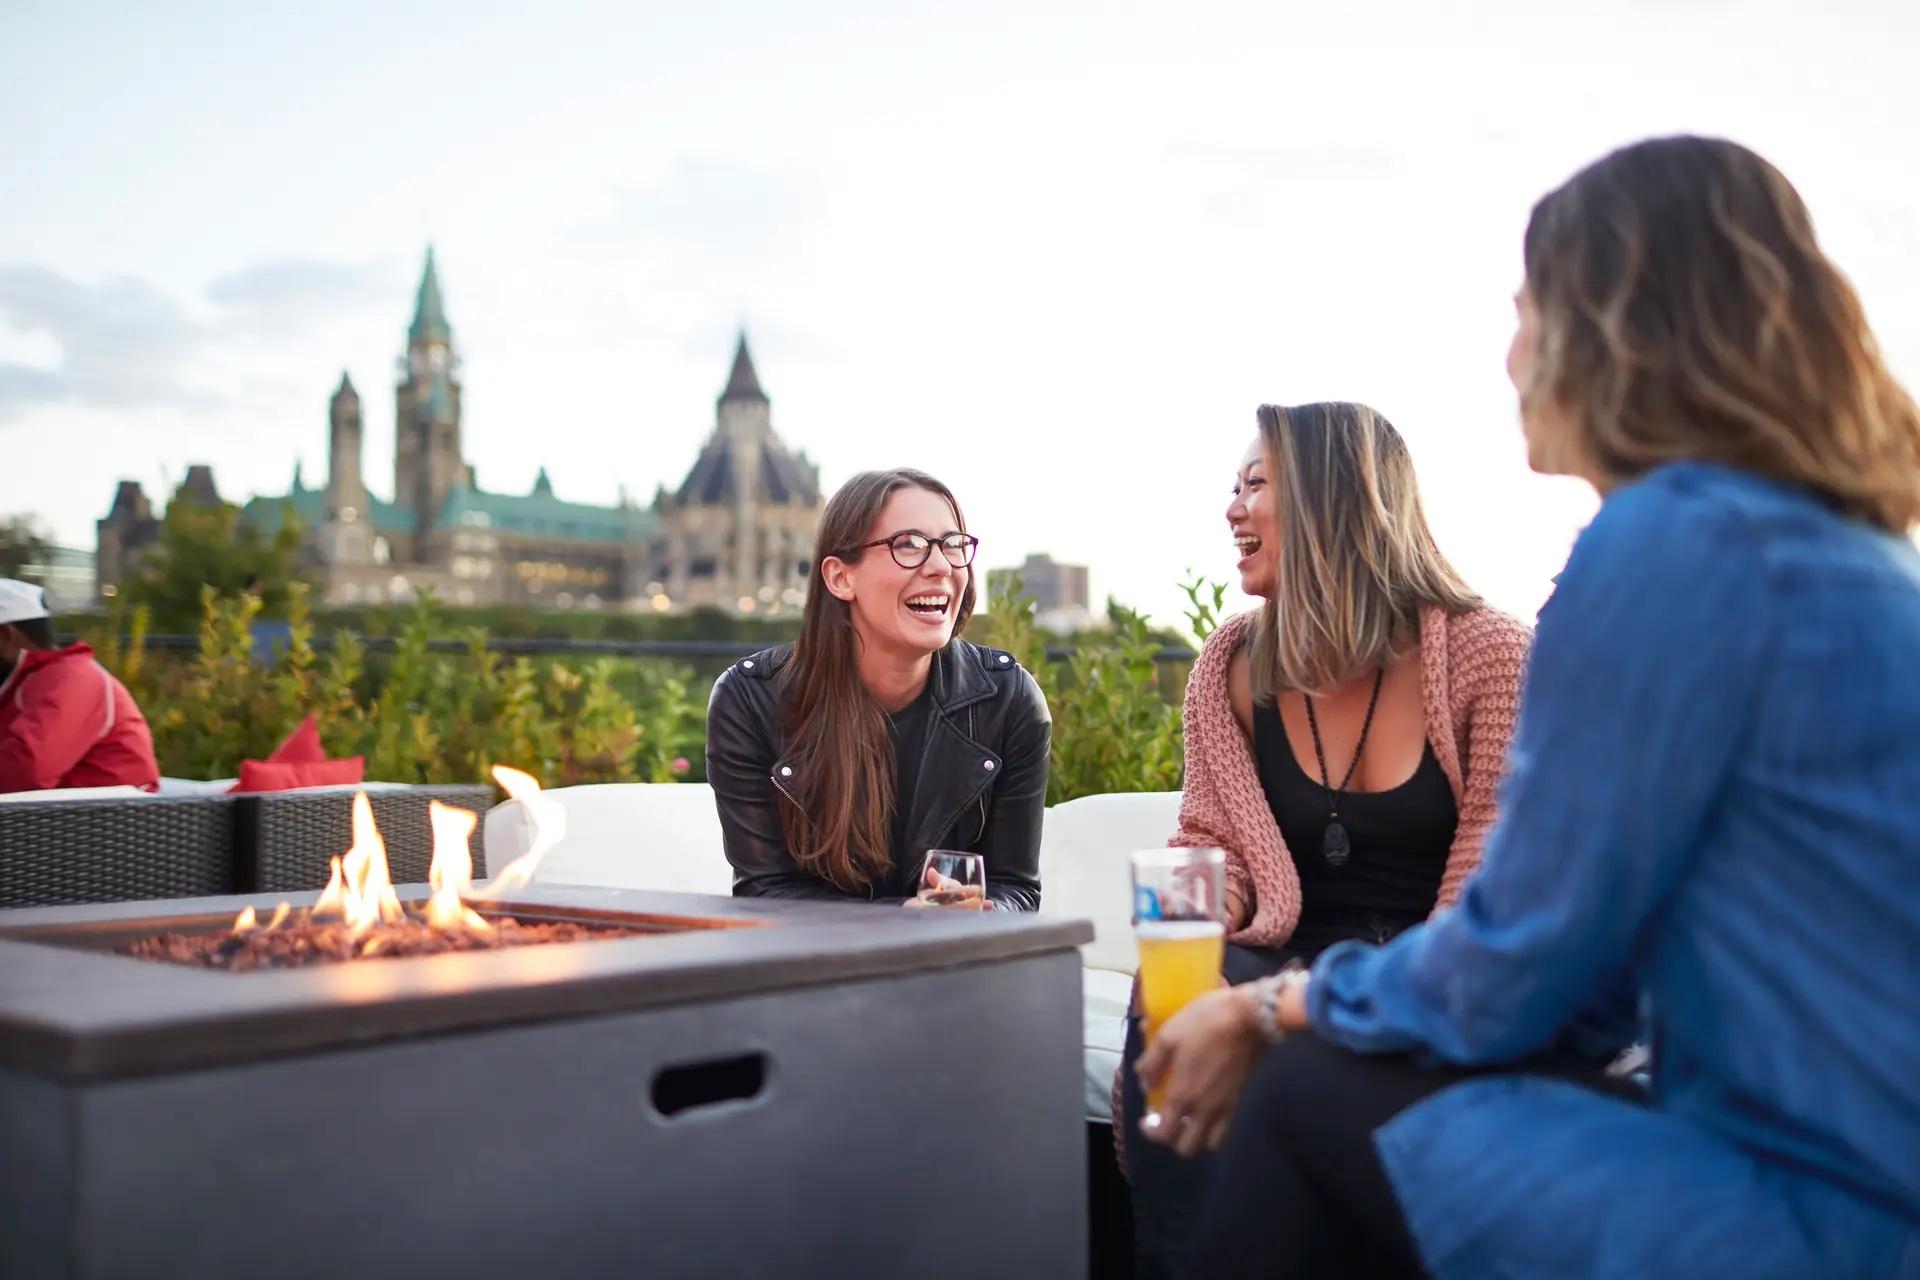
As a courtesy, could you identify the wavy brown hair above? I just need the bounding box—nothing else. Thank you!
[1521,135,1920,532]
[1248,402,1480,700]
[777,468,977,892]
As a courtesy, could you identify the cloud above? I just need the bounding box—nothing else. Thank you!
[0,255,399,423]
[206,255,397,322]
[0,266,211,420]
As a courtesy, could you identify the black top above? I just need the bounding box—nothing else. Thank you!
[885,681,936,876]
[706,639,1051,910]
[1251,699,1458,957]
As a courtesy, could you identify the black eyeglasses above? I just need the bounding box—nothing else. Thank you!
[850,530,979,569]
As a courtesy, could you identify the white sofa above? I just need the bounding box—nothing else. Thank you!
[483,783,1176,1124]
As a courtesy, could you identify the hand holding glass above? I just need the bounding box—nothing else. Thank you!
[916,850,988,910]
[1132,848,1226,1130]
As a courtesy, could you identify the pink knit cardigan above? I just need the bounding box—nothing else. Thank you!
[1173,604,1531,947]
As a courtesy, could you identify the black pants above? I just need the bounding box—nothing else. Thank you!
[1186,1033,1639,1279]
[1120,944,1301,1279]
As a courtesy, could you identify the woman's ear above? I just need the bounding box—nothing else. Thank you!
[819,555,857,603]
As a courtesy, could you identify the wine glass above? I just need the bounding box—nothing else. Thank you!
[916,850,988,909]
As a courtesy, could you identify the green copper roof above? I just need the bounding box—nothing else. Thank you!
[434,481,657,543]
[241,470,655,547]
[409,246,451,345]
[240,479,411,537]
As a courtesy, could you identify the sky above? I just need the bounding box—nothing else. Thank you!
[3,0,1917,632]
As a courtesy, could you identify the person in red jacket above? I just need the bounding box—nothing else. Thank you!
[0,579,160,793]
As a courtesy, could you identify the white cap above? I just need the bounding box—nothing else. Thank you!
[0,579,50,626]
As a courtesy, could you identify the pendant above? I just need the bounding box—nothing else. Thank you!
[1323,820,1350,868]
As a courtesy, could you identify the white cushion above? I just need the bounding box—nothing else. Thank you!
[1081,966,1134,1123]
[155,777,238,797]
[483,782,731,895]
[0,784,149,804]
[1037,790,1182,975]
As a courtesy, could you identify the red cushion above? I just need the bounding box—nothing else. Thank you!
[267,715,325,764]
[230,756,366,794]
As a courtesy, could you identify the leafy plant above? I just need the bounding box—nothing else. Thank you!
[100,580,1233,800]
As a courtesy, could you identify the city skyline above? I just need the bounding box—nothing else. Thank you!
[4,0,1917,629]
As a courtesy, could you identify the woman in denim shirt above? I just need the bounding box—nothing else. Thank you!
[1138,135,1920,1278]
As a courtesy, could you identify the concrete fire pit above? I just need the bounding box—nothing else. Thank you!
[0,884,1093,1279]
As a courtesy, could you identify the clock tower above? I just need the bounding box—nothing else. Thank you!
[393,246,465,558]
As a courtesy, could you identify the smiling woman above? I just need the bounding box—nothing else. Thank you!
[704,468,1051,910]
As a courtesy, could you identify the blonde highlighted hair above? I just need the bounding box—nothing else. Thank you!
[1521,135,1920,532]
[1247,402,1479,701]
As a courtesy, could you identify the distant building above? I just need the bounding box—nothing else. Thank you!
[16,546,96,615]
[988,553,1094,634]
[94,249,824,614]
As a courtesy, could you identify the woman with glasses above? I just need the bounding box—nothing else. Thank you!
[1145,136,1920,1278]
[706,467,1049,909]
[1117,402,1533,1276]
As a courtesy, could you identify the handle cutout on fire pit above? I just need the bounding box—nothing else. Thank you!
[651,1052,768,1118]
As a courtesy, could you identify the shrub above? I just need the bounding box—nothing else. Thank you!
[99,581,1228,800]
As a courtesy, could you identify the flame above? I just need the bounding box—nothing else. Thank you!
[312,856,346,918]
[308,792,406,938]
[424,799,492,932]
[217,779,545,942]
[468,765,564,899]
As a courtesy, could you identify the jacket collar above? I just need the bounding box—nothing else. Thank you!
[751,639,998,717]
[926,640,997,716]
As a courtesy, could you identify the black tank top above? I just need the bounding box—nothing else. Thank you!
[1250,699,1458,957]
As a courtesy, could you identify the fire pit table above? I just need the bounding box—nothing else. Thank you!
[0,883,1093,1279]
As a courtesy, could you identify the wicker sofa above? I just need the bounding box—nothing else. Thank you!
[0,785,492,909]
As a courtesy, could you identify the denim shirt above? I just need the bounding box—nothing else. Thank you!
[1307,463,1920,1279]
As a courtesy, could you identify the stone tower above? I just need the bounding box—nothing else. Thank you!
[323,372,374,566]
[95,481,159,599]
[392,247,464,559]
[718,334,773,606]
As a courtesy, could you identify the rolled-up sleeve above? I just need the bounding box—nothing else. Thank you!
[1308,479,1771,1064]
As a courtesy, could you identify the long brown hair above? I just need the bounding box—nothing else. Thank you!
[777,468,977,892]
[1247,402,1480,700]
[1521,135,1920,532]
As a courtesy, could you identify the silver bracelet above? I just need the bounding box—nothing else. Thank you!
[1249,959,1309,1044]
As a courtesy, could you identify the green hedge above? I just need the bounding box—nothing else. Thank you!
[95,580,1228,802]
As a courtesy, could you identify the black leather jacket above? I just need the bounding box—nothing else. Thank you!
[705,639,1050,910]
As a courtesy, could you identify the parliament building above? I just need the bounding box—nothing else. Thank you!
[97,250,825,615]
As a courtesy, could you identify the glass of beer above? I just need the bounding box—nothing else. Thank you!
[917,850,988,909]
[1131,847,1226,1128]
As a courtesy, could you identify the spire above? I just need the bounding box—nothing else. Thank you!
[293,460,306,492]
[409,246,451,345]
[718,331,768,405]
[531,466,554,497]
[332,370,358,403]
